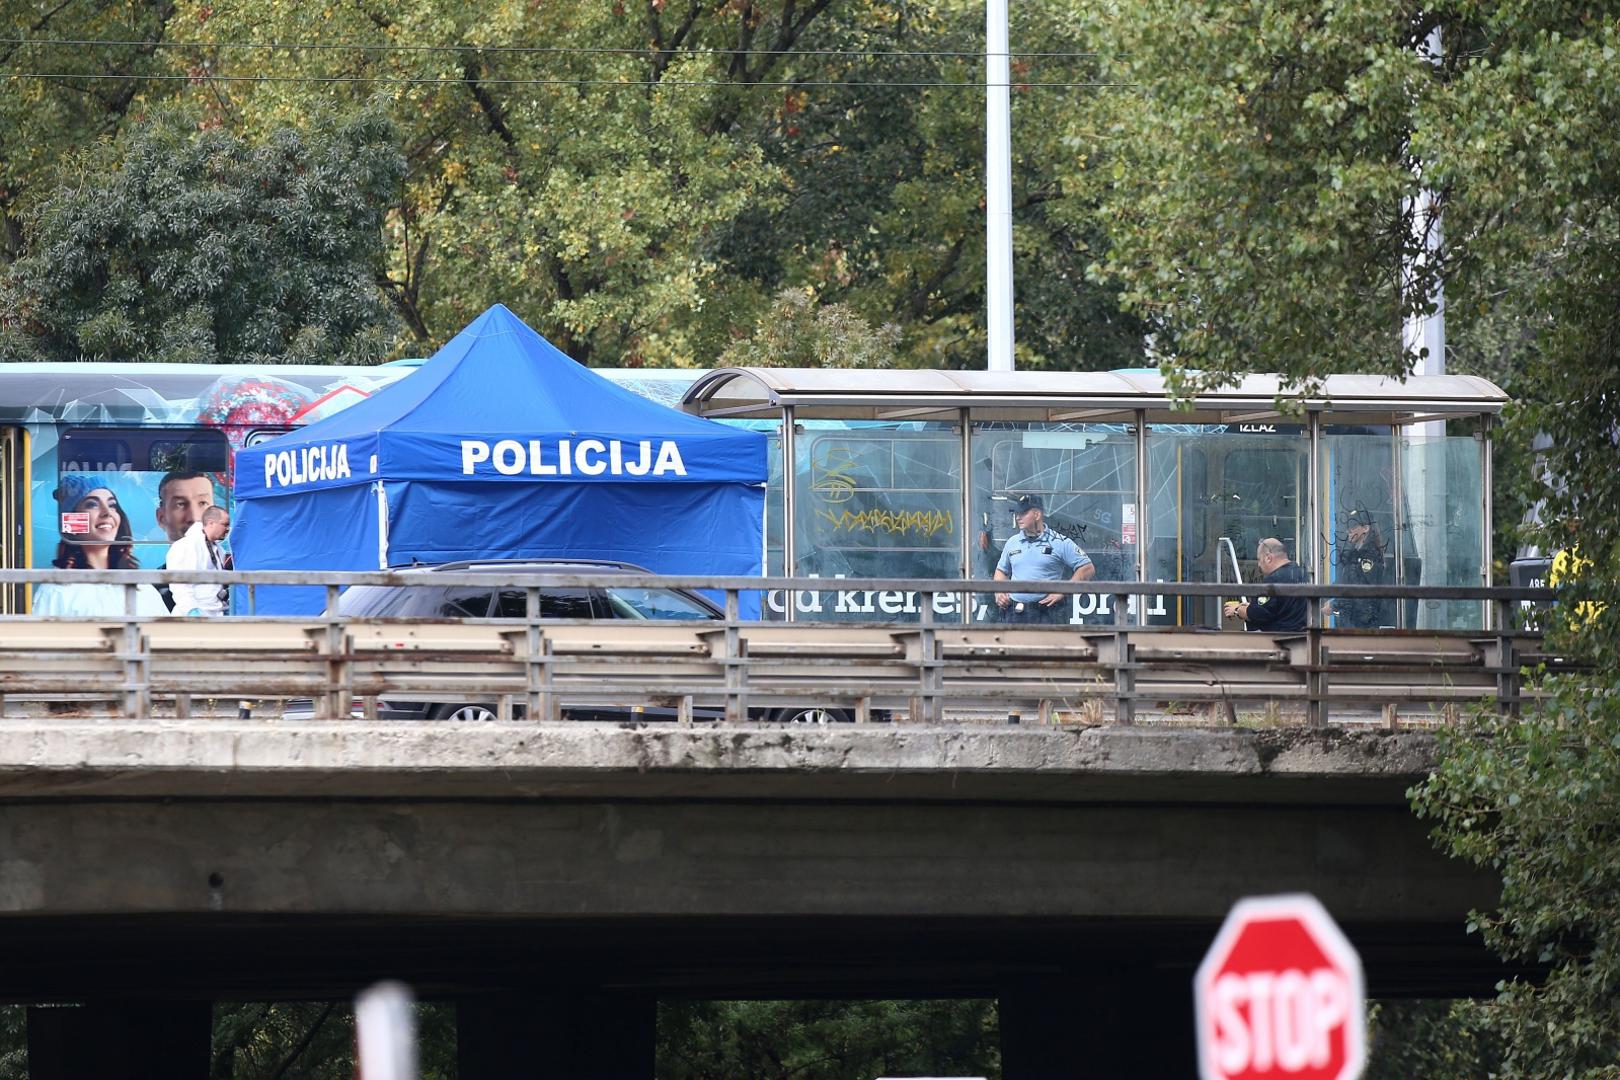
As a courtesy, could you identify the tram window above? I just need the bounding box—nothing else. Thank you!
[150,438,229,474]
[57,434,133,474]
[989,434,1129,498]
[1217,448,1302,554]
[891,437,958,486]
[986,434,1134,554]
[244,428,295,448]
[798,430,961,583]
[59,428,229,474]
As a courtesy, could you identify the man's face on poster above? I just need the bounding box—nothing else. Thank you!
[156,476,216,542]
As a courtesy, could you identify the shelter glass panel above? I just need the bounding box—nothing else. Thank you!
[1147,425,1309,628]
[780,420,963,623]
[1320,430,1400,629]
[971,422,1136,626]
[1318,429,1487,630]
[1397,434,1486,629]
[765,428,785,581]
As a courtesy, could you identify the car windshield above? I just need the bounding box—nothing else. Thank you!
[338,583,492,617]
[601,586,718,620]
[338,584,412,617]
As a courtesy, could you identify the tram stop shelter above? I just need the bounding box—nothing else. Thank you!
[232,305,769,614]
[681,369,1507,629]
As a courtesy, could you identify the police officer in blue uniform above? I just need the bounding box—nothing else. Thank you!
[994,494,1096,625]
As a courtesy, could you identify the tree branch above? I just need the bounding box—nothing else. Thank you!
[1016,188,1062,210]
[461,58,515,146]
[209,1003,273,1078]
[267,1003,335,1080]
[84,1,176,130]
[704,0,832,133]
[909,236,966,320]
[0,0,83,66]
[380,184,452,342]
[647,0,704,81]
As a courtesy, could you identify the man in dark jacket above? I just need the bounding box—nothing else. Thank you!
[1326,509,1391,628]
[1224,537,1308,631]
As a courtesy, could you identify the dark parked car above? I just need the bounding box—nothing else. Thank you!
[284,559,849,723]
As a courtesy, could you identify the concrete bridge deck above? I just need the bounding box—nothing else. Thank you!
[0,718,1516,1076]
[0,721,1496,986]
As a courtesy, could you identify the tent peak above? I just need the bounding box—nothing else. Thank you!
[454,303,576,358]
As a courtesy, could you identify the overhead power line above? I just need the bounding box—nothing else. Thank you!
[2,70,1130,90]
[1,36,1113,62]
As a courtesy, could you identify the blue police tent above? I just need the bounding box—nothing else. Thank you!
[232,304,768,614]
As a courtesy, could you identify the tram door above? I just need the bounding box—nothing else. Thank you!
[1188,442,1306,630]
[0,427,19,612]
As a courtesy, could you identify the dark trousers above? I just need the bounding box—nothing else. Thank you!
[999,599,1068,626]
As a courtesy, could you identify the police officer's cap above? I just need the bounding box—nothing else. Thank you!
[1346,507,1372,526]
[1013,493,1044,514]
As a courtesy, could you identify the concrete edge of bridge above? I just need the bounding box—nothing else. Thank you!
[0,721,1436,804]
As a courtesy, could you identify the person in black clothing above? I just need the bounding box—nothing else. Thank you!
[1224,537,1308,631]
[1325,509,1391,628]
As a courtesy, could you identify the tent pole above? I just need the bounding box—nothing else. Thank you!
[374,481,390,569]
[960,406,973,626]
[782,405,797,623]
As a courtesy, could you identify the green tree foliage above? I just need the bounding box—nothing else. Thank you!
[0,0,182,263]
[1414,676,1620,1078]
[0,997,995,1078]
[1,106,404,364]
[1074,0,1435,390]
[2,0,1146,369]
[1077,0,1620,1071]
[0,1006,22,1080]
[167,0,1141,368]
[709,0,1148,370]
[158,0,784,366]
[1364,999,1504,1078]
[719,287,900,369]
[657,997,1000,1080]
[1408,5,1620,1071]
[210,1001,456,1079]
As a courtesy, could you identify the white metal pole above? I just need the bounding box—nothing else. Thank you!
[1308,411,1322,584]
[1134,411,1147,626]
[986,0,1015,371]
[781,405,797,624]
[1402,25,1447,627]
[1402,27,1446,387]
[960,407,975,625]
[355,981,417,1080]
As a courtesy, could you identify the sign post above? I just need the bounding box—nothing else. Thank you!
[355,981,417,1080]
[1194,894,1366,1080]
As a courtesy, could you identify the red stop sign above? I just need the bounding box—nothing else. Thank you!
[1194,894,1366,1080]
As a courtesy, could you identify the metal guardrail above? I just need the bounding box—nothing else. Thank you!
[0,571,1571,729]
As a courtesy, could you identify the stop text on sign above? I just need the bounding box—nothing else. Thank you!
[1195,893,1366,1080]
[1211,968,1353,1073]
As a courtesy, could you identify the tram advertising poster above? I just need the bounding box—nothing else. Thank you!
[37,429,231,572]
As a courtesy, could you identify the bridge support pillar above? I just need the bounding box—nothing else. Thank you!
[1000,969,1194,1078]
[26,1001,211,1080]
[457,991,655,1079]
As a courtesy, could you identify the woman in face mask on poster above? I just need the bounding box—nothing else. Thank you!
[33,473,169,617]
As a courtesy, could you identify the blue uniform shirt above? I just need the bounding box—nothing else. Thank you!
[996,527,1092,602]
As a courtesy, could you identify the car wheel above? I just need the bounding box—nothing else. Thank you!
[767,706,854,724]
[431,703,500,722]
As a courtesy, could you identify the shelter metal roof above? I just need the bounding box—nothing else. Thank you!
[682,368,1509,425]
